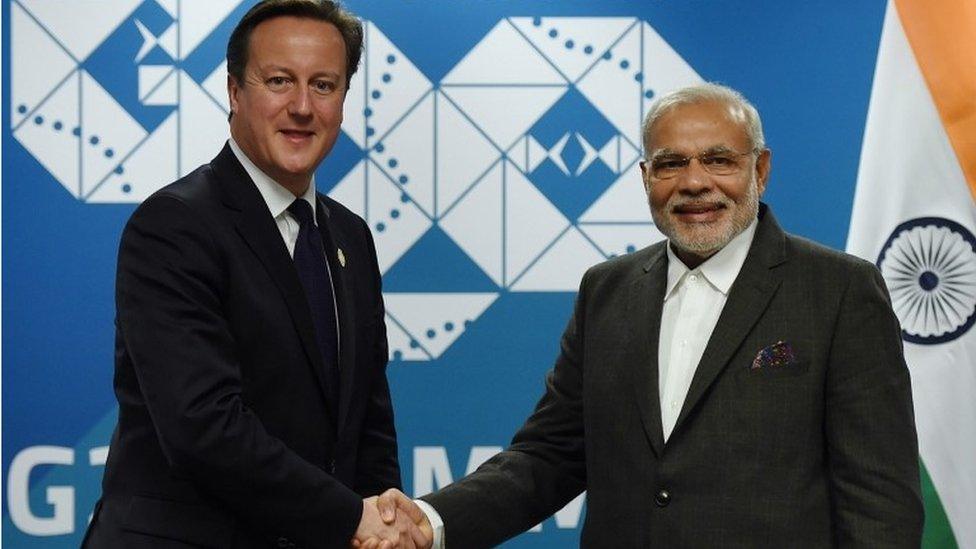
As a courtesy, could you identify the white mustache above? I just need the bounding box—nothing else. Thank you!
[669,196,732,212]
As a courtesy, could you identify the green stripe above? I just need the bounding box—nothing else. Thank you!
[922,461,958,548]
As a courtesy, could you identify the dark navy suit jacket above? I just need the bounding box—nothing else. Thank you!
[85,144,399,548]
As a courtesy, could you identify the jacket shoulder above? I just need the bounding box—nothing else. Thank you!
[149,163,221,207]
[579,240,666,291]
[122,163,225,243]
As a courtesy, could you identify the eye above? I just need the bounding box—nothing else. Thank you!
[653,157,687,170]
[265,76,290,91]
[702,154,736,166]
[311,79,338,95]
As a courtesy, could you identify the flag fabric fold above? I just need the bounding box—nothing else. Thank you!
[848,1,976,547]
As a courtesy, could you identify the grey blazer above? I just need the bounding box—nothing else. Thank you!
[422,204,923,548]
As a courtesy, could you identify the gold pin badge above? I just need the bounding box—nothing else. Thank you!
[337,248,346,267]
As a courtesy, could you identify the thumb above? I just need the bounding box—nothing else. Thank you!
[376,489,399,523]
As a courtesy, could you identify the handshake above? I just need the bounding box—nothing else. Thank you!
[351,489,434,549]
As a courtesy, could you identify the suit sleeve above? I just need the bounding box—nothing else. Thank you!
[354,218,401,496]
[420,272,590,548]
[116,195,362,548]
[824,260,924,547]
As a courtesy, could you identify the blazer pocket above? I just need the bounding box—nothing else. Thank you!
[745,360,810,379]
[121,495,234,548]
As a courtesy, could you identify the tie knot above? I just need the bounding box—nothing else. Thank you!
[287,199,316,226]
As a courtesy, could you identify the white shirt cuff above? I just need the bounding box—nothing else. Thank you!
[413,499,445,549]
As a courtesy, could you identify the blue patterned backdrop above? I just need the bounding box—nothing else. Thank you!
[3,1,886,545]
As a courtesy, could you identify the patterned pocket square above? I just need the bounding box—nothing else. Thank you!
[751,340,797,370]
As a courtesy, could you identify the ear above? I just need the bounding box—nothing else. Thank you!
[754,149,771,196]
[639,160,652,195]
[227,74,241,116]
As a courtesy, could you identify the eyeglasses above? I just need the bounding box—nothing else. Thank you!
[644,148,759,180]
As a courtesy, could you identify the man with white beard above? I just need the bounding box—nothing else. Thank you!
[371,83,924,549]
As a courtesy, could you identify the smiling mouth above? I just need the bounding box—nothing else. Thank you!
[671,202,727,222]
[279,129,315,142]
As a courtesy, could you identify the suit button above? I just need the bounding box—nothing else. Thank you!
[329,459,336,474]
[654,489,671,507]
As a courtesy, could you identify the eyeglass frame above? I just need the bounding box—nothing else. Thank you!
[641,147,764,180]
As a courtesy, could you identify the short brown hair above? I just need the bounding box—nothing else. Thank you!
[227,0,363,90]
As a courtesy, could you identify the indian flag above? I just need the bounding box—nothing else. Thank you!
[847,1,976,547]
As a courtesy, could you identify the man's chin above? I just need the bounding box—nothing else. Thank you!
[669,228,730,257]
[272,157,319,179]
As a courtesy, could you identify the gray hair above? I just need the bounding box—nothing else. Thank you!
[642,83,766,157]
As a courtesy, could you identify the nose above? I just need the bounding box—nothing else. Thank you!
[288,86,312,118]
[676,157,713,194]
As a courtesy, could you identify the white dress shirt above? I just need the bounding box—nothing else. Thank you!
[228,137,318,258]
[414,499,446,549]
[658,219,757,441]
[416,220,759,547]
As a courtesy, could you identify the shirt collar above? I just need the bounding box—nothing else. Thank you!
[228,137,317,221]
[665,217,759,299]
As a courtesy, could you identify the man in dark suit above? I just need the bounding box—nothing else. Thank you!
[83,1,429,547]
[373,83,924,548]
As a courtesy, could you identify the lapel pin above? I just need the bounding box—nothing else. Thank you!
[337,248,346,267]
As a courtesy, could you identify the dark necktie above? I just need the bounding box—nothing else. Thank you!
[287,199,340,409]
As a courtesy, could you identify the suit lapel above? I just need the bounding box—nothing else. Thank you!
[315,196,357,434]
[210,145,336,428]
[670,206,789,437]
[627,244,668,458]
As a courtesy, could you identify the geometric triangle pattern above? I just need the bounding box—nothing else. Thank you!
[580,166,655,223]
[436,92,501,217]
[138,66,177,106]
[508,17,638,84]
[176,70,231,181]
[443,19,565,86]
[504,161,570,285]
[18,0,142,61]
[510,226,608,291]
[11,0,244,203]
[177,0,241,60]
[384,293,499,360]
[439,160,505,286]
[13,11,701,360]
[11,1,77,128]
[14,69,83,197]
[382,226,499,294]
[578,222,667,259]
[80,70,148,197]
[440,85,567,153]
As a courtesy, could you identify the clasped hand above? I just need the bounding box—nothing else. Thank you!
[351,489,433,549]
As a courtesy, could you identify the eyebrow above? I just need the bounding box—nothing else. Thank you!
[703,145,736,154]
[258,65,341,80]
[648,148,680,159]
[649,145,737,159]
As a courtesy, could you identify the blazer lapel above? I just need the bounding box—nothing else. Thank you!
[627,244,668,458]
[671,206,789,436]
[211,145,336,427]
[315,196,357,434]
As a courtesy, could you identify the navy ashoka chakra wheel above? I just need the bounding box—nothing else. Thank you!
[876,217,976,345]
